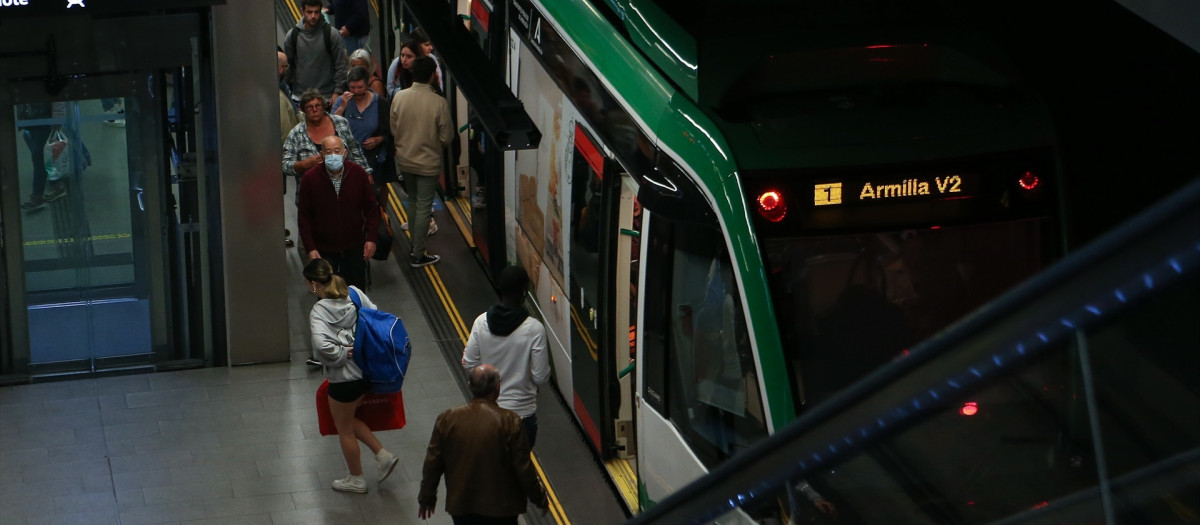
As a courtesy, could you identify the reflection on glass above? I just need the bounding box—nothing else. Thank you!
[765,220,1047,407]
[661,219,767,468]
[14,97,147,364]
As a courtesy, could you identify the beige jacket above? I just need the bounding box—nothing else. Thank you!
[389,82,454,176]
[279,91,302,146]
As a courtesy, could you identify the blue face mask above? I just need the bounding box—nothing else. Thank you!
[324,153,344,172]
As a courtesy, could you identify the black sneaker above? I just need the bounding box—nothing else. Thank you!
[410,254,440,268]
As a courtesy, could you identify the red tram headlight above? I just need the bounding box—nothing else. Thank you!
[960,401,979,417]
[756,190,788,223]
[1018,171,1040,191]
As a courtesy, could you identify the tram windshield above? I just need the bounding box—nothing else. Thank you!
[762,218,1050,409]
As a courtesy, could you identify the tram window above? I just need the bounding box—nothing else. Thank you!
[765,219,1049,409]
[643,214,768,468]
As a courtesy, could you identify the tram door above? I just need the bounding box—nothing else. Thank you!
[567,125,642,503]
[1,78,172,376]
[568,125,608,454]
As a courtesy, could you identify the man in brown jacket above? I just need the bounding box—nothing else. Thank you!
[418,365,548,524]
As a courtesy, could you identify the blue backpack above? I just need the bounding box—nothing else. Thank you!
[348,288,411,393]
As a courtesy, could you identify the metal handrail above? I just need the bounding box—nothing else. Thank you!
[628,175,1200,524]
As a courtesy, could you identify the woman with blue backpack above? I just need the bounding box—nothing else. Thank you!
[304,258,400,494]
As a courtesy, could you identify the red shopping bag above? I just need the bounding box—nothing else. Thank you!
[316,379,406,436]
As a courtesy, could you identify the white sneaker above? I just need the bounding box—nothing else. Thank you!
[400,218,437,235]
[331,475,367,494]
[376,450,399,483]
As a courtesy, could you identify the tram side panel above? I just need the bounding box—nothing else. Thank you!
[507,37,584,428]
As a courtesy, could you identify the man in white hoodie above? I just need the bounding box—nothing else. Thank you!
[462,266,550,446]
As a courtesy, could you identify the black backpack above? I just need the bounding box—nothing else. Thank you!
[284,23,336,84]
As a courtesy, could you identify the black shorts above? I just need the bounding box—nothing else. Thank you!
[327,378,370,403]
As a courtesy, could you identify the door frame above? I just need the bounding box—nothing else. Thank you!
[0,74,171,378]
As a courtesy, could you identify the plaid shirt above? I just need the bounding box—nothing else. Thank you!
[282,114,371,177]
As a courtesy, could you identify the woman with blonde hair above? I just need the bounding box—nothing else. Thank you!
[304,258,399,493]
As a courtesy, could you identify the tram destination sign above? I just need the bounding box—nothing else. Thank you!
[813,172,979,207]
[0,0,223,16]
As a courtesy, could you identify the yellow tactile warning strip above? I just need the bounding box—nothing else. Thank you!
[605,458,640,514]
[384,183,569,525]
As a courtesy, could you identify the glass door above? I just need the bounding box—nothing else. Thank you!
[5,82,166,375]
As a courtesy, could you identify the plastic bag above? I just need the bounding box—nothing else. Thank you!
[43,128,72,182]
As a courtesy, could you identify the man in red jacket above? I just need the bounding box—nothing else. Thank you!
[298,135,380,291]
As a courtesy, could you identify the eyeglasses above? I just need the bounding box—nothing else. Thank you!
[303,103,324,111]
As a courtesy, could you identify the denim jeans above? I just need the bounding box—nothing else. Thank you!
[341,34,368,54]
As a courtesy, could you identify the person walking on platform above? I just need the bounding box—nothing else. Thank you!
[278,51,302,143]
[390,56,453,268]
[304,258,400,494]
[284,89,372,192]
[332,66,392,186]
[386,39,423,97]
[419,365,549,523]
[348,48,387,99]
[462,266,550,447]
[283,0,349,103]
[18,102,67,211]
[327,0,371,54]
[409,27,444,93]
[297,135,379,292]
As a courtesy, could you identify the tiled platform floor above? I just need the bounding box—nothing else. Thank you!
[0,352,467,525]
[1,207,473,524]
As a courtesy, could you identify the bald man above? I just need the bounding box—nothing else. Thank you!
[419,365,549,523]
[297,135,380,290]
[278,51,302,142]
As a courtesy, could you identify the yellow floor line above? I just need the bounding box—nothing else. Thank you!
[385,183,469,344]
[24,233,131,247]
[532,453,569,524]
[444,196,475,248]
[387,182,570,523]
[284,0,299,21]
[424,266,469,345]
[567,304,599,361]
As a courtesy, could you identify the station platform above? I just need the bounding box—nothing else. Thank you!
[0,177,629,525]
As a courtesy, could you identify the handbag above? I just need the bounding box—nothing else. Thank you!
[372,207,394,261]
[315,379,406,436]
[43,128,72,182]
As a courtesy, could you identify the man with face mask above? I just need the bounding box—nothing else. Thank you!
[298,135,380,291]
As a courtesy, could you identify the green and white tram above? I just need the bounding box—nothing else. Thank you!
[424,0,1060,515]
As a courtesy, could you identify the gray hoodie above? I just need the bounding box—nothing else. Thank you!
[309,285,376,383]
[284,18,349,99]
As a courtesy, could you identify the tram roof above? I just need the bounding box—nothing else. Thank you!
[604,0,1055,170]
